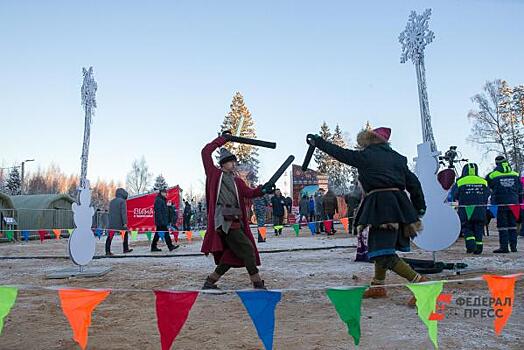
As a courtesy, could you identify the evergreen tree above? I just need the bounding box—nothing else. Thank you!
[314,121,332,173]
[6,167,22,195]
[327,124,353,195]
[219,92,259,184]
[153,174,169,191]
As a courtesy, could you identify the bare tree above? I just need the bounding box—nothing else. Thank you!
[126,156,152,195]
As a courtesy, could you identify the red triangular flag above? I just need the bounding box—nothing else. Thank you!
[509,205,520,221]
[109,230,115,240]
[38,230,47,243]
[172,231,179,243]
[323,220,333,233]
[155,291,198,350]
[59,289,111,350]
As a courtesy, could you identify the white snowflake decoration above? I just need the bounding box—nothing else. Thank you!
[399,9,435,65]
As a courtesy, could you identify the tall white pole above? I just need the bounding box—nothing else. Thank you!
[80,67,97,189]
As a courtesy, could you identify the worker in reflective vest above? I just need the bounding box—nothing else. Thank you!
[451,163,489,254]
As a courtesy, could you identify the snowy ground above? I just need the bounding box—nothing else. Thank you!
[0,223,523,349]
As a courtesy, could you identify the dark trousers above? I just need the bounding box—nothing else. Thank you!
[308,212,315,222]
[463,220,484,252]
[152,225,175,249]
[497,207,517,249]
[273,215,283,234]
[183,215,191,231]
[105,230,129,253]
[215,227,259,276]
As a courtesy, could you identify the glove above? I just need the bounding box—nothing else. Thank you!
[261,182,276,194]
[221,130,232,136]
[306,134,320,147]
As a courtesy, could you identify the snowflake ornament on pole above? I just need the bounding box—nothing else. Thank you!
[79,67,97,189]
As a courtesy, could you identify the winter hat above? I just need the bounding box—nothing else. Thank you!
[372,127,391,142]
[495,155,507,164]
[219,148,237,166]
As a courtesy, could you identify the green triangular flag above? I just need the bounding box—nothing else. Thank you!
[145,231,152,241]
[199,230,206,239]
[465,205,476,221]
[130,230,138,241]
[293,224,300,236]
[5,231,14,241]
[326,286,367,346]
[0,287,18,335]
[407,281,444,349]
[67,229,73,236]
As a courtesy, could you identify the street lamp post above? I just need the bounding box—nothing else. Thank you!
[20,159,35,195]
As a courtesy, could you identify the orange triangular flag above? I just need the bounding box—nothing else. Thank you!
[59,289,111,350]
[258,226,267,239]
[340,217,349,232]
[53,229,61,240]
[186,231,193,241]
[483,274,521,335]
[120,230,126,240]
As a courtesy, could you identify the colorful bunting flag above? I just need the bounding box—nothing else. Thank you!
[323,220,333,233]
[340,217,349,233]
[158,231,165,241]
[22,230,30,242]
[465,205,476,221]
[68,229,74,236]
[186,231,193,241]
[172,231,179,243]
[94,229,103,239]
[237,291,282,350]
[38,230,47,243]
[5,230,14,241]
[120,230,126,240]
[59,289,110,350]
[273,225,283,232]
[199,230,206,239]
[292,224,300,236]
[259,227,267,240]
[326,286,367,346]
[0,287,17,335]
[488,204,498,218]
[53,229,61,240]
[483,274,519,336]
[308,222,316,235]
[509,205,520,221]
[145,231,152,242]
[154,291,199,350]
[407,281,444,349]
[130,230,138,241]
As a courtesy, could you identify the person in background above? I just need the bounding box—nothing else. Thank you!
[450,163,489,254]
[253,195,270,242]
[167,200,179,231]
[298,194,309,228]
[271,189,286,236]
[308,195,316,223]
[323,188,339,235]
[345,185,363,234]
[486,156,522,253]
[106,188,132,256]
[151,188,180,252]
[314,189,325,233]
[284,196,293,224]
[183,200,192,231]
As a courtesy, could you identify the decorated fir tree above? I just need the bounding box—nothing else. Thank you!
[315,121,332,173]
[6,167,22,195]
[153,174,169,191]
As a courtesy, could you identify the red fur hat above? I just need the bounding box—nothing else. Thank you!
[372,127,391,142]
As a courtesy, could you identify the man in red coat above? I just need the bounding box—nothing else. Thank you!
[201,132,274,290]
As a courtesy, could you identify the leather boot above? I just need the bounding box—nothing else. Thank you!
[363,280,387,299]
[408,276,430,307]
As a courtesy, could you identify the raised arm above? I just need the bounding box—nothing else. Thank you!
[201,136,227,176]
[313,136,364,168]
[236,178,264,199]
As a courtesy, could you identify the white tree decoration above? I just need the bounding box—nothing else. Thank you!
[80,66,97,189]
[399,9,437,152]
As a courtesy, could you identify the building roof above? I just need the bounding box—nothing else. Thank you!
[10,194,74,210]
[0,193,14,209]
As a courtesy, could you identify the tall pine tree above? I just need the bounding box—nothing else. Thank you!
[220,92,259,184]
[328,124,353,195]
[314,121,332,173]
[153,174,169,191]
[6,167,22,195]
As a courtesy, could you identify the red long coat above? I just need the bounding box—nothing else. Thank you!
[201,136,264,267]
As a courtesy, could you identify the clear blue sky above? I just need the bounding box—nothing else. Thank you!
[1,0,523,194]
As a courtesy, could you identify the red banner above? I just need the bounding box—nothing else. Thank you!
[126,187,181,230]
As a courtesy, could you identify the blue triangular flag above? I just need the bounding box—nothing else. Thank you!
[22,230,30,242]
[308,222,317,235]
[95,228,103,239]
[237,291,281,350]
[488,204,498,218]
[158,231,165,241]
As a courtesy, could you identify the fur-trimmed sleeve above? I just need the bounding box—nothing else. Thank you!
[315,138,364,168]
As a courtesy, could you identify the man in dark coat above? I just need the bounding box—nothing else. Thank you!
[307,127,427,300]
[151,188,179,252]
[106,188,132,255]
[450,163,489,254]
[323,189,338,235]
[183,200,192,231]
[314,189,325,233]
[201,132,274,290]
[486,156,522,253]
[298,194,309,227]
[284,196,293,220]
[271,189,286,236]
